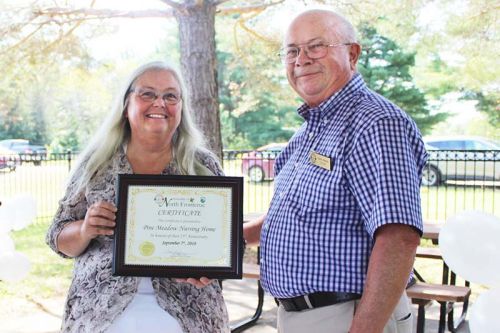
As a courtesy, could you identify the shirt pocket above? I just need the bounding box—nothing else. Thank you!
[295,147,345,212]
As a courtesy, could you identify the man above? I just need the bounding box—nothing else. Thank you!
[244,9,427,333]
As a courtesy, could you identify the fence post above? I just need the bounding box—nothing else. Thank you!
[67,149,72,172]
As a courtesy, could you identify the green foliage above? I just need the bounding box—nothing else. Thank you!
[0,80,48,144]
[357,24,447,134]
[215,19,302,149]
[412,1,499,129]
[462,91,500,131]
[0,222,73,299]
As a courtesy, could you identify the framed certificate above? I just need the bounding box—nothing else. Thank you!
[112,174,243,279]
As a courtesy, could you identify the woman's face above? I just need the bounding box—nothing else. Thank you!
[126,69,182,143]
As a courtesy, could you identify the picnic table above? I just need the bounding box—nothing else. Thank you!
[415,223,470,333]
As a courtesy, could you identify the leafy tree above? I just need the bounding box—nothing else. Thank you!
[357,24,447,134]
[215,18,301,149]
[0,101,29,140]
[13,0,422,154]
[412,0,499,129]
[0,80,48,144]
[462,91,499,130]
[19,0,288,159]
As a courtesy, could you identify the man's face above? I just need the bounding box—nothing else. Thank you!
[285,14,356,107]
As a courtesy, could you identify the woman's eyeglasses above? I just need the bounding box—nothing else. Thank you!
[130,88,181,105]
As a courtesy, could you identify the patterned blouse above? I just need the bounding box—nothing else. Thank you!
[46,148,230,333]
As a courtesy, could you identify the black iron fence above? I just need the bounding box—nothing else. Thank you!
[0,150,498,224]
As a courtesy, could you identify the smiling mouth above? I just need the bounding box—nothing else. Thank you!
[146,114,168,119]
[296,72,319,78]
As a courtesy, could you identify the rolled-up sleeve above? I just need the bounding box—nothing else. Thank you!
[45,165,88,258]
[345,116,427,238]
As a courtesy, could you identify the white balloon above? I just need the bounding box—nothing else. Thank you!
[439,211,500,286]
[0,194,37,231]
[0,233,15,252]
[469,288,500,333]
[447,210,500,226]
[0,205,14,233]
[0,251,31,282]
[11,194,37,230]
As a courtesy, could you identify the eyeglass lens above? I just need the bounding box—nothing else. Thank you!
[136,89,181,104]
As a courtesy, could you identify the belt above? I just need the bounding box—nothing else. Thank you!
[276,292,361,312]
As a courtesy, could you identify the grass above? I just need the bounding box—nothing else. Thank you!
[0,221,73,299]
[1,162,498,302]
[2,160,498,222]
[1,221,490,304]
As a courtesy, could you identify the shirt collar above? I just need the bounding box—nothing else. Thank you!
[297,72,365,121]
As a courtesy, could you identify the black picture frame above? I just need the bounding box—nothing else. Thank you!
[112,174,243,279]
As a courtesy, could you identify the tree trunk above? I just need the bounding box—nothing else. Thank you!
[174,1,222,160]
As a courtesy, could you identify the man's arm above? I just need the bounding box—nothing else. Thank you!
[349,224,420,333]
[243,214,266,246]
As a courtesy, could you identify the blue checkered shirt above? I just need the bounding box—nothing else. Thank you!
[260,73,428,298]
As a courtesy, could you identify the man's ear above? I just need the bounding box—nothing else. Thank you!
[349,43,362,70]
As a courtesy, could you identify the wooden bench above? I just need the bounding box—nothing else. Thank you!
[413,246,471,333]
[242,262,260,279]
[416,246,442,260]
[406,282,471,333]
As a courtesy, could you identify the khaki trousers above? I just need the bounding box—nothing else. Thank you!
[277,293,412,333]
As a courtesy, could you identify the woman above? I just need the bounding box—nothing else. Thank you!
[46,62,229,333]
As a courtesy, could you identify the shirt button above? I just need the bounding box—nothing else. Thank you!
[294,162,299,169]
[309,132,314,140]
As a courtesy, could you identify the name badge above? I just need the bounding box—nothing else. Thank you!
[310,151,332,171]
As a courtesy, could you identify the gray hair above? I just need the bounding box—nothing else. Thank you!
[287,9,358,44]
[69,61,214,196]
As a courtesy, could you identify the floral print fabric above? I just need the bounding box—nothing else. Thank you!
[46,148,229,333]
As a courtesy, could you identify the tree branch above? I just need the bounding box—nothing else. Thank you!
[218,0,285,15]
[33,7,175,20]
[159,0,184,11]
[214,0,231,6]
[41,15,85,55]
[237,13,276,44]
[0,24,45,56]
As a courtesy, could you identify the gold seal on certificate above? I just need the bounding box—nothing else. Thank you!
[112,174,244,279]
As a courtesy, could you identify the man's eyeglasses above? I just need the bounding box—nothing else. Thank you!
[278,42,352,64]
[130,88,181,105]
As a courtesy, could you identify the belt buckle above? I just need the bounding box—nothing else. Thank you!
[303,294,314,309]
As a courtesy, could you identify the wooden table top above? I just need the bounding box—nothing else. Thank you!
[423,223,442,240]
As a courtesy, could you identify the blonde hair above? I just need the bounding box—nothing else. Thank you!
[69,61,215,197]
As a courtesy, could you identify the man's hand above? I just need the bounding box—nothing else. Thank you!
[243,214,266,246]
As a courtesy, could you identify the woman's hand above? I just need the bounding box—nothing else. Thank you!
[175,277,213,289]
[81,201,117,241]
